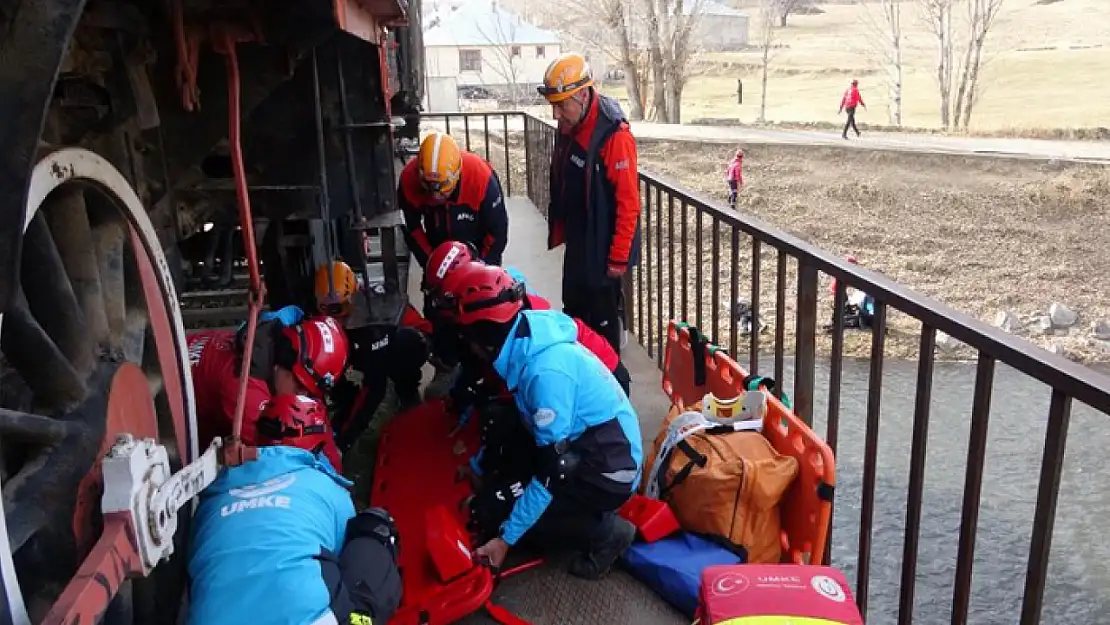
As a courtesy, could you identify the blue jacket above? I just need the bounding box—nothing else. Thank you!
[492,309,642,545]
[187,447,355,625]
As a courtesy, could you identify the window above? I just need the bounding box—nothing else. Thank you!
[511,46,521,58]
[536,46,546,58]
[459,49,482,71]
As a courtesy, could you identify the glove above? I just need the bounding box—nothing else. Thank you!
[236,304,304,334]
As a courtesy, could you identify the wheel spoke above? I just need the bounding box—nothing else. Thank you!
[0,290,88,408]
[3,453,55,553]
[19,213,96,378]
[0,408,80,444]
[92,215,128,352]
[122,309,149,364]
[42,186,110,348]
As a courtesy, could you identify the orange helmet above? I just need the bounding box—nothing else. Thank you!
[538,52,594,104]
[315,260,358,317]
[417,132,463,201]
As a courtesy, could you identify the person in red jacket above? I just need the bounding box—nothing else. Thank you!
[539,52,641,356]
[839,79,866,139]
[187,316,349,451]
[399,131,509,268]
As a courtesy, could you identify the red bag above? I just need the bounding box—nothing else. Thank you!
[698,564,864,625]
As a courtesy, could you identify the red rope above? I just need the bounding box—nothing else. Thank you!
[214,26,264,466]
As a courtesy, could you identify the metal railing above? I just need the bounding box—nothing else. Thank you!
[417,109,1110,625]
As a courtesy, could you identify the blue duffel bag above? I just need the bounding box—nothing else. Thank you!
[620,531,746,618]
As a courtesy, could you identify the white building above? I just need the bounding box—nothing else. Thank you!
[696,0,749,51]
[424,1,562,104]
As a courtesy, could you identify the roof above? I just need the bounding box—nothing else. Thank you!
[699,0,747,17]
[424,2,562,47]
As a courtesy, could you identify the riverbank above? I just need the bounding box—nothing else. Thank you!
[635,139,1110,364]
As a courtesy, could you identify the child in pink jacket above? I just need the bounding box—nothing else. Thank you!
[726,148,743,209]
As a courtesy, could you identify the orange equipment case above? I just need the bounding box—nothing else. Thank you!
[660,321,836,565]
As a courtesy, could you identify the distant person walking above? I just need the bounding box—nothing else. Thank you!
[839,79,866,139]
[726,148,743,209]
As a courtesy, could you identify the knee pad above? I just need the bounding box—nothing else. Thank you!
[347,507,400,563]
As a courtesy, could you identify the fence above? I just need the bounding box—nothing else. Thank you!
[419,110,1110,625]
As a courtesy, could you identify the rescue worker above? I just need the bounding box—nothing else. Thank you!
[450,265,641,580]
[839,79,866,139]
[187,315,349,450]
[399,131,509,269]
[505,266,631,396]
[538,51,642,356]
[187,394,402,625]
[421,240,482,372]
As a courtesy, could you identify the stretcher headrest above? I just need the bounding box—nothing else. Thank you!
[425,505,475,583]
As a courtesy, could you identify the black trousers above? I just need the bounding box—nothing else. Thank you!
[563,278,623,355]
[318,518,402,624]
[843,107,860,137]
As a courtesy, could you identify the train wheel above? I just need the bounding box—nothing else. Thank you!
[0,147,198,623]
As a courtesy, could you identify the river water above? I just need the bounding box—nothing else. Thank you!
[750,350,1110,625]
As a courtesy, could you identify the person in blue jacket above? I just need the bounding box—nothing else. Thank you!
[187,394,402,625]
[451,264,641,580]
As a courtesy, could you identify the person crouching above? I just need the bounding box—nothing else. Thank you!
[451,264,642,580]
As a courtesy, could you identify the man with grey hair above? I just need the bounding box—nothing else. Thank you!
[537,51,642,360]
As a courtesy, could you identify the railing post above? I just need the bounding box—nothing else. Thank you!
[524,115,533,203]
[793,260,818,425]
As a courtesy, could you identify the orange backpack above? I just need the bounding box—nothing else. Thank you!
[643,401,799,563]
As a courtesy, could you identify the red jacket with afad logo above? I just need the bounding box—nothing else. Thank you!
[526,293,620,372]
[187,330,271,449]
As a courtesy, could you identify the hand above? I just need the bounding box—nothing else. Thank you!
[607,264,627,278]
[475,537,510,568]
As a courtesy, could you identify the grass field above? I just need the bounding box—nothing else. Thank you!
[598,0,1110,132]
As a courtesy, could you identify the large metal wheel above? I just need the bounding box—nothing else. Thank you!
[0,148,198,623]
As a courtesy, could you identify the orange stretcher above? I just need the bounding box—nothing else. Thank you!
[370,399,495,624]
[660,321,836,565]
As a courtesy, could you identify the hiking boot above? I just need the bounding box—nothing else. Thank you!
[568,515,636,580]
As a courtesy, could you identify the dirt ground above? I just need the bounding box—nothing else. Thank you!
[632,138,1110,363]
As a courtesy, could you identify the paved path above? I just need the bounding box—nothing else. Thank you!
[424,115,1110,164]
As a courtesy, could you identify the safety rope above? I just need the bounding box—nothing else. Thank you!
[213,25,264,466]
[310,49,340,306]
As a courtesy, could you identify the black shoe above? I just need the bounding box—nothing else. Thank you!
[567,515,636,580]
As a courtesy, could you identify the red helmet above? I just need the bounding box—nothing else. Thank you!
[424,240,478,293]
[453,264,526,326]
[257,394,343,471]
[281,316,349,397]
[427,260,484,318]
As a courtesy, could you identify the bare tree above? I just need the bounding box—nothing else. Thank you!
[858,0,903,125]
[917,0,1006,130]
[774,0,810,27]
[661,0,706,123]
[918,0,955,128]
[504,0,651,120]
[953,0,1006,128]
[755,0,780,122]
[473,5,527,104]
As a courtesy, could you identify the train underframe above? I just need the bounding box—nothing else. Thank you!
[0,0,424,621]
